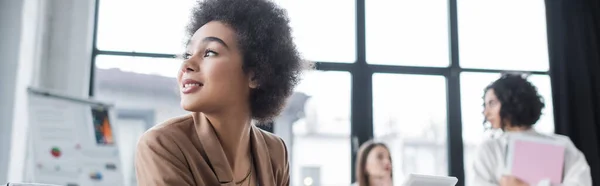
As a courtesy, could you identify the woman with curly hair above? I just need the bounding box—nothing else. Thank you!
[134,0,309,185]
[473,73,591,186]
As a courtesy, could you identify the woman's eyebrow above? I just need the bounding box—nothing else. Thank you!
[201,36,229,49]
[186,36,230,51]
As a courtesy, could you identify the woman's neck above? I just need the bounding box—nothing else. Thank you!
[204,108,253,172]
[504,125,531,132]
[368,176,392,186]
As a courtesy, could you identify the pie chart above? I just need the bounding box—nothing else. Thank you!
[89,172,103,181]
[50,147,61,158]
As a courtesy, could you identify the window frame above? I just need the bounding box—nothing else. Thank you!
[88,0,550,185]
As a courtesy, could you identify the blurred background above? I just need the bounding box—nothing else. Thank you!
[1,0,599,186]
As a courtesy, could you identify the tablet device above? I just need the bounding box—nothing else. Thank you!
[505,134,565,185]
[402,174,458,186]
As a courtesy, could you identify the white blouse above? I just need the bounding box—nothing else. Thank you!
[472,130,592,186]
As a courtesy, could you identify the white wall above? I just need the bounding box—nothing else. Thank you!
[0,0,96,183]
[0,0,25,183]
[38,0,95,96]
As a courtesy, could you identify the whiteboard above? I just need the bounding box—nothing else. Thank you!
[25,88,124,186]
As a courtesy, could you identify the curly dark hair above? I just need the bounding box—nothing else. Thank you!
[186,0,309,123]
[484,73,545,129]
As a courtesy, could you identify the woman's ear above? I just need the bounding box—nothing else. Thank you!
[248,71,258,89]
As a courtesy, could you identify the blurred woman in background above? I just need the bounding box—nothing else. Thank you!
[354,140,393,186]
[473,73,591,186]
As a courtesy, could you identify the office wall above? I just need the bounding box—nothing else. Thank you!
[0,0,96,183]
[0,0,25,183]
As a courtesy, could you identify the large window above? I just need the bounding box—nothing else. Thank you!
[96,0,195,54]
[457,1,551,186]
[91,0,552,186]
[366,0,450,67]
[289,71,352,186]
[457,0,549,71]
[373,74,448,181]
[276,0,356,63]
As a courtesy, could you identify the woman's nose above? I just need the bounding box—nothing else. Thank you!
[182,66,195,73]
[383,159,391,166]
[180,60,198,73]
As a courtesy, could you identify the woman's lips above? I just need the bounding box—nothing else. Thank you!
[181,79,203,94]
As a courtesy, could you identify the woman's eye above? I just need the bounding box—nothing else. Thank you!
[203,49,218,57]
[182,53,192,59]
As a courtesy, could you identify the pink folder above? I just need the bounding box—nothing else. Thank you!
[507,136,566,185]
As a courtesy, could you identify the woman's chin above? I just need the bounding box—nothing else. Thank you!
[181,101,201,112]
[182,107,197,112]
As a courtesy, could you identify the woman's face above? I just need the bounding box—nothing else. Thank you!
[365,145,392,178]
[178,21,256,112]
[483,89,502,129]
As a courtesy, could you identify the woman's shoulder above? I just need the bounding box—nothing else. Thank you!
[253,125,288,160]
[478,136,505,151]
[543,133,582,153]
[522,131,577,148]
[151,114,195,131]
[545,133,575,144]
[473,137,507,164]
[137,114,195,148]
[255,126,286,147]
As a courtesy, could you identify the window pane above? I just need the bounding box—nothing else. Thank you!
[373,74,449,181]
[458,0,549,71]
[115,119,147,186]
[275,71,351,185]
[95,55,181,78]
[98,0,356,62]
[273,0,356,63]
[94,55,186,120]
[94,55,189,185]
[97,0,195,54]
[460,72,554,186]
[366,0,450,67]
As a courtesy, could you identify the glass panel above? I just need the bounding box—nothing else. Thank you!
[458,0,549,71]
[94,55,189,185]
[98,0,356,62]
[460,72,554,186]
[96,0,196,54]
[95,55,181,78]
[93,55,186,122]
[275,71,352,185]
[373,73,449,182]
[366,0,450,67]
[273,0,356,63]
[115,118,147,186]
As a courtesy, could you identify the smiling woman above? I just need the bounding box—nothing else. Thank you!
[133,0,311,185]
